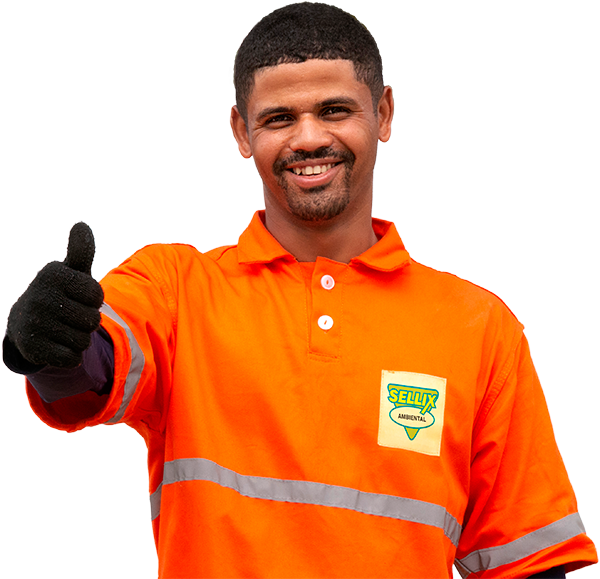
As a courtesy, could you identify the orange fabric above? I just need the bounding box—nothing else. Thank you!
[27,211,596,578]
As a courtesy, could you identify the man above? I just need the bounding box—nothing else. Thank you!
[3,3,597,578]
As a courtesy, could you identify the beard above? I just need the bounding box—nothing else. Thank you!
[272,147,355,222]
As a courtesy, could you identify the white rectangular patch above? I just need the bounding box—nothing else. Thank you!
[378,370,447,456]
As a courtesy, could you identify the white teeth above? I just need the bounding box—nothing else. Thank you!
[292,163,333,176]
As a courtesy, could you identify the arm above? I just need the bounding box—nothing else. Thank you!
[25,241,180,434]
[455,334,597,576]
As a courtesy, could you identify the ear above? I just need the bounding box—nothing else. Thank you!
[377,86,394,143]
[230,105,253,159]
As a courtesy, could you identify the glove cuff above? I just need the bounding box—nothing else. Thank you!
[3,333,47,375]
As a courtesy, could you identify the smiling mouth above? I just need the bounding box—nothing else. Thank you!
[288,162,340,176]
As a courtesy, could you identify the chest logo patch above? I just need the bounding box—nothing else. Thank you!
[378,370,447,456]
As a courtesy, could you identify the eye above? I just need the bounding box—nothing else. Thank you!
[264,114,294,127]
[322,106,351,118]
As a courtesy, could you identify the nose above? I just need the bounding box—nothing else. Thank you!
[289,114,333,152]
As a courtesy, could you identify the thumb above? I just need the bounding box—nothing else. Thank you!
[63,222,96,275]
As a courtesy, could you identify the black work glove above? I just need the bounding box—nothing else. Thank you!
[4,222,104,370]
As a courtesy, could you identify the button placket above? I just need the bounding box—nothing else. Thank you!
[309,260,345,358]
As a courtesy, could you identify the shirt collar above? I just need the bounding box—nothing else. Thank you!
[237,210,411,272]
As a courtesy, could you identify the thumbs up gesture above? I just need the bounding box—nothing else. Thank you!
[5,223,104,369]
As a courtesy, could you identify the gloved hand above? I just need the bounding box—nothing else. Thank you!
[5,222,104,369]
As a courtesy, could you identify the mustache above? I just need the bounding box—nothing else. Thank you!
[273,147,355,176]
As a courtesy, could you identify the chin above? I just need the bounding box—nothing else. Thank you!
[286,190,351,223]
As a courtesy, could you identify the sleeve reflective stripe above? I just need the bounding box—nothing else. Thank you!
[100,302,145,425]
[150,482,162,521]
[455,512,586,577]
[150,457,462,546]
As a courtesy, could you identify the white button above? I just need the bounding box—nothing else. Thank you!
[318,315,334,331]
[321,274,335,290]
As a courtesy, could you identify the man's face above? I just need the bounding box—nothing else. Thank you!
[231,59,393,225]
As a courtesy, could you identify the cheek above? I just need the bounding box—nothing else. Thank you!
[252,162,275,192]
[344,138,376,172]
[336,124,377,157]
[251,138,285,175]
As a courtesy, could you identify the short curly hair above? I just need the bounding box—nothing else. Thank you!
[234,2,384,122]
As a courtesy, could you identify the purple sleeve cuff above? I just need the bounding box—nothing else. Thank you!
[527,565,566,578]
[26,327,114,403]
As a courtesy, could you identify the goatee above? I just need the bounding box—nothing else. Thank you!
[273,146,355,222]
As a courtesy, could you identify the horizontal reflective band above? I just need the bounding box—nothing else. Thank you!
[150,457,462,546]
[455,512,586,577]
[100,303,145,424]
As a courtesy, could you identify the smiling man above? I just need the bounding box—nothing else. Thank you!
[3,3,597,579]
[231,57,393,263]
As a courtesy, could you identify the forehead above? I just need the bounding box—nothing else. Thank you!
[247,59,372,117]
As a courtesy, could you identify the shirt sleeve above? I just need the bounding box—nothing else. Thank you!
[454,335,597,577]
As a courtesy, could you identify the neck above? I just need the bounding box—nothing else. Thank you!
[263,203,378,264]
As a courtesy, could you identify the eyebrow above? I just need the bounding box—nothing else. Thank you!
[255,97,360,123]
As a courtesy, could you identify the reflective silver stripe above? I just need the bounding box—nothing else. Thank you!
[100,302,145,424]
[150,483,162,521]
[455,512,586,577]
[150,457,462,546]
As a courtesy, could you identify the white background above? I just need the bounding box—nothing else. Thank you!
[2,2,598,579]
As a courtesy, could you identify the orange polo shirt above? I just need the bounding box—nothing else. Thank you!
[28,211,597,578]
